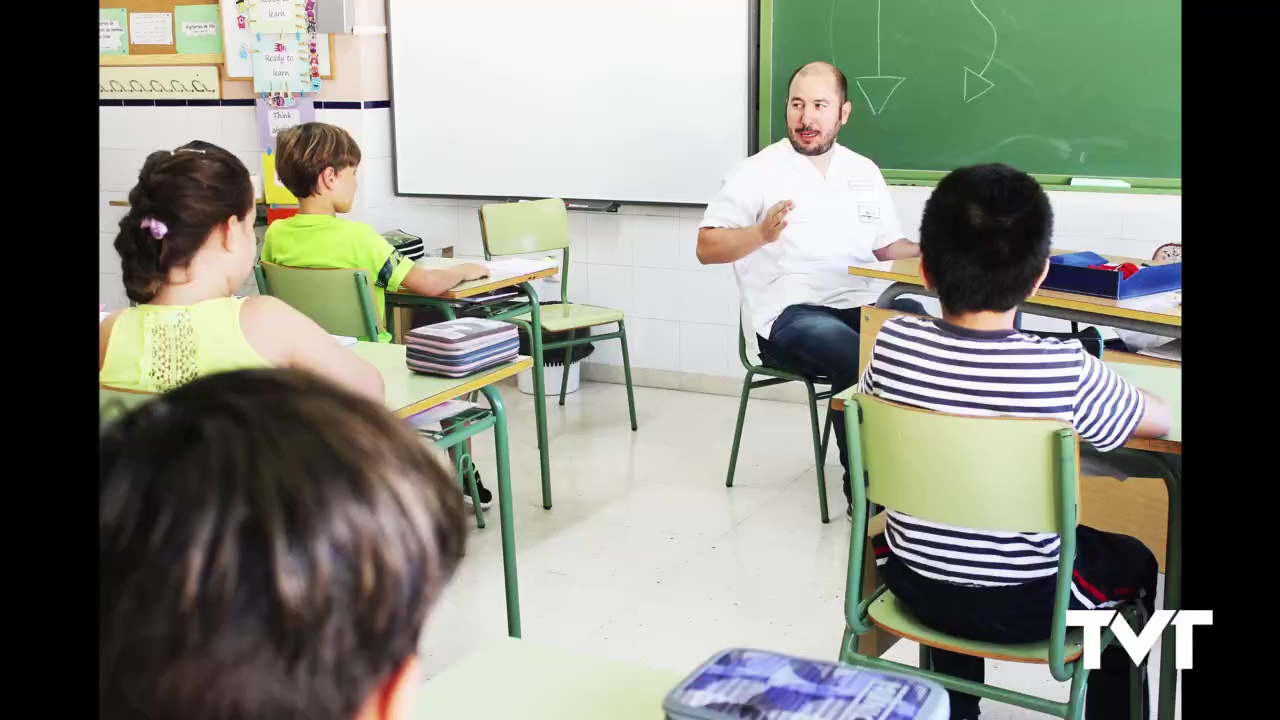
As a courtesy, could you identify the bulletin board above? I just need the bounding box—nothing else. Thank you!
[101,1,220,57]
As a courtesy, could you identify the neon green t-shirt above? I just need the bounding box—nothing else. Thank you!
[261,214,414,343]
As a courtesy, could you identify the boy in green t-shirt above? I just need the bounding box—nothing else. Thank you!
[262,122,487,343]
[263,122,494,509]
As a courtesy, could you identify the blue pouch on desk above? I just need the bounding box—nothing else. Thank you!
[1043,251,1181,300]
[663,648,948,720]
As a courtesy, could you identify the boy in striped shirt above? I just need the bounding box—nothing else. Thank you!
[861,164,1172,720]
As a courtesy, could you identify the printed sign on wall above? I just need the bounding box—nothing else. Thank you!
[100,66,221,100]
[252,34,309,93]
[251,0,303,35]
[100,8,128,56]
[256,97,315,151]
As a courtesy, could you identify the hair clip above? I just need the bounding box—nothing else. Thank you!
[176,147,207,154]
[139,218,168,240]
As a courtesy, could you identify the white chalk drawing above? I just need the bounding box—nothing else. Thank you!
[963,0,997,103]
[850,0,906,115]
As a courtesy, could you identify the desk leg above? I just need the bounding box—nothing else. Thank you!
[519,282,553,510]
[480,384,521,638]
[1155,454,1182,720]
[390,304,413,344]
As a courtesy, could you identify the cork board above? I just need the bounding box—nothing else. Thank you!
[102,1,220,57]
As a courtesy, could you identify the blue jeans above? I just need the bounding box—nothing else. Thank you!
[757,299,928,504]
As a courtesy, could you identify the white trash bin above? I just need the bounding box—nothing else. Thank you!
[517,362,580,396]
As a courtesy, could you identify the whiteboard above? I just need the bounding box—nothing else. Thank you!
[386,0,751,205]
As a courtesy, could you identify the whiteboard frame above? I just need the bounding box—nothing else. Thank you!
[386,0,761,208]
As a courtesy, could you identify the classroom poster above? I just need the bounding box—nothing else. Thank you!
[100,66,221,101]
[251,34,309,93]
[261,153,298,205]
[222,0,254,78]
[256,97,315,151]
[130,12,175,46]
[100,8,128,55]
[251,0,303,35]
[174,5,222,55]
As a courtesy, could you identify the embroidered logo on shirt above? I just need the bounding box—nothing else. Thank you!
[858,204,882,223]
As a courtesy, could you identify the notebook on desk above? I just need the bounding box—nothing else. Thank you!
[484,257,557,279]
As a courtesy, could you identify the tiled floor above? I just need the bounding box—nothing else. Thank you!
[421,380,1178,718]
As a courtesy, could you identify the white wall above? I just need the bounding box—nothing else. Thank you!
[100,105,1181,386]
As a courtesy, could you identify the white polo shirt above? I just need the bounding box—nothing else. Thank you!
[700,139,911,338]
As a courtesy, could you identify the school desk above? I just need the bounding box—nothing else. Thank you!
[385,257,560,511]
[412,638,681,720]
[848,253,1182,340]
[831,308,1184,719]
[352,341,532,638]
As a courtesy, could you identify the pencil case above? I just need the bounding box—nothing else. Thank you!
[663,648,948,720]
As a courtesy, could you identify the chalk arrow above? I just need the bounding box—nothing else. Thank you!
[963,67,994,103]
[854,76,906,115]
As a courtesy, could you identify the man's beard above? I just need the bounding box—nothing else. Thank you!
[787,125,839,156]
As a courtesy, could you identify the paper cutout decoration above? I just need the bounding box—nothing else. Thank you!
[100,8,128,56]
[303,0,321,92]
[251,0,303,35]
[174,4,222,55]
[256,97,315,151]
[252,34,309,93]
[222,0,253,78]
[262,153,299,205]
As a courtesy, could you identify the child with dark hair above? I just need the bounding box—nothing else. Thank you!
[860,163,1173,719]
[100,368,468,720]
[99,140,383,401]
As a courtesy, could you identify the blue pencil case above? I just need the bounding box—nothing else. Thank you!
[663,648,948,720]
[1043,251,1181,300]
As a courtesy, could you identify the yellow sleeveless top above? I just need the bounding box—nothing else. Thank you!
[100,297,272,392]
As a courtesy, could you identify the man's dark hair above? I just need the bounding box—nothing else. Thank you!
[788,61,848,105]
[100,369,467,720]
[920,163,1054,315]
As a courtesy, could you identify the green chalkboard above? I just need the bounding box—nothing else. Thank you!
[761,0,1181,187]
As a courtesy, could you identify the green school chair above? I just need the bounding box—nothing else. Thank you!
[839,392,1148,720]
[478,198,638,427]
[254,262,381,342]
[725,281,835,524]
[255,261,485,527]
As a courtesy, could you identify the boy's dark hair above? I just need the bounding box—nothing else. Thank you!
[274,122,362,198]
[115,140,254,303]
[919,163,1054,314]
[100,369,467,720]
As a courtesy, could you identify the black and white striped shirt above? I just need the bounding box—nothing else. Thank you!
[859,317,1145,588]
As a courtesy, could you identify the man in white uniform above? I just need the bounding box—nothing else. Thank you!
[697,62,924,517]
